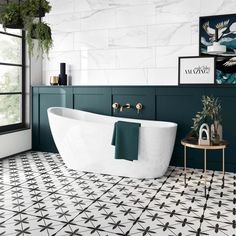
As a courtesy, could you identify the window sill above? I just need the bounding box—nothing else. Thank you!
[0,127,30,136]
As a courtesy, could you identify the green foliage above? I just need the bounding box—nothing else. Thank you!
[27,21,53,56]
[0,0,53,56]
[22,0,51,18]
[0,3,23,30]
[192,95,222,131]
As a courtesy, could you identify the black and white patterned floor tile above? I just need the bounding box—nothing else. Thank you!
[0,152,235,236]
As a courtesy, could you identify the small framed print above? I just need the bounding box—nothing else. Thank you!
[178,56,215,85]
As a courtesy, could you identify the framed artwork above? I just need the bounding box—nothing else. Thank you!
[178,56,215,85]
[199,14,236,85]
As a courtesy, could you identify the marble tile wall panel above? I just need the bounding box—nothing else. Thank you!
[42,0,236,85]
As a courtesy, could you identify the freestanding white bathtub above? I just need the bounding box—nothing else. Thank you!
[48,107,177,178]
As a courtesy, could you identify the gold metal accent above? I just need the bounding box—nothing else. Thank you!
[181,139,228,198]
[184,145,186,186]
[136,103,143,114]
[181,140,227,150]
[50,76,59,85]
[204,149,207,196]
[120,103,131,112]
[112,103,120,111]
[222,148,225,175]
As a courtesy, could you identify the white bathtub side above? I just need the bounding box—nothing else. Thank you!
[48,108,177,178]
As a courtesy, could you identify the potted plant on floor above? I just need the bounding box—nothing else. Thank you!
[191,95,222,144]
[0,2,24,29]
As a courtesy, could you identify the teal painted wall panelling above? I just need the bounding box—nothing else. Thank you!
[156,87,206,168]
[204,87,236,172]
[73,87,112,115]
[34,87,73,152]
[32,86,236,173]
[32,87,39,150]
[112,87,155,120]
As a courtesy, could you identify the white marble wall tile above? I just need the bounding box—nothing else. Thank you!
[155,0,201,24]
[217,0,236,14]
[74,0,150,12]
[117,5,155,28]
[74,30,109,50]
[200,0,224,15]
[109,0,148,7]
[108,26,147,48]
[49,0,74,14]
[80,49,116,69]
[41,0,236,86]
[116,48,155,68]
[51,32,74,52]
[191,21,199,45]
[70,69,110,85]
[74,0,111,12]
[107,68,148,85]
[156,45,199,68]
[147,67,178,85]
[80,9,117,30]
[45,13,81,32]
[43,51,81,71]
[147,23,191,46]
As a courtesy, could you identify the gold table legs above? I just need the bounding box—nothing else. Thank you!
[204,149,207,197]
[183,146,225,198]
[184,145,187,186]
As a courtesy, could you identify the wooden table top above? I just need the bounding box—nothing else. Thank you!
[181,139,228,150]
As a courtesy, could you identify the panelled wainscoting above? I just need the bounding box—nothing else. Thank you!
[32,86,236,172]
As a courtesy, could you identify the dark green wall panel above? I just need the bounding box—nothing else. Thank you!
[73,87,111,115]
[32,86,236,173]
[156,87,205,167]
[204,88,236,166]
[112,87,155,120]
[32,87,73,152]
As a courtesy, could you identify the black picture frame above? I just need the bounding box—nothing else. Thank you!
[199,13,236,85]
[178,56,216,86]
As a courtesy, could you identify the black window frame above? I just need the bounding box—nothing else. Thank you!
[0,29,26,133]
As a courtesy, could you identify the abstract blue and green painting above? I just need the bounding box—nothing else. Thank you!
[200,14,236,84]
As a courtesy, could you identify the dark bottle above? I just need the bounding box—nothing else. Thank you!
[59,63,67,85]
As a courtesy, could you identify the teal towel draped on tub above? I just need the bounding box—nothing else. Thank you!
[111,121,141,161]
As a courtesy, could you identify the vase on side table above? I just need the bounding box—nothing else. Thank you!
[211,120,223,145]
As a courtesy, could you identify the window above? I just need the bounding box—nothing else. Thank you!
[0,27,25,132]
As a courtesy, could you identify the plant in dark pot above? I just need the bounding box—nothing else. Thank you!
[22,0,51,18]
[191,95,222,144]
[0,3,24,29]
[27,21,53,56]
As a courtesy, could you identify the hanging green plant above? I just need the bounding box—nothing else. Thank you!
[27,21,53,56]
[0,3,24,29]
[22,0,51,18]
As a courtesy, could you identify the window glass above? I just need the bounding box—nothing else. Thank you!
[0,65,22,93]
[0,33,22,64]
[0,94,22,126]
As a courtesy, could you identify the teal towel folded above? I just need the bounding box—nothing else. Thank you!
[111,121,141,161]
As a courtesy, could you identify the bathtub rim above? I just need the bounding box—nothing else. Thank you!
[48,107,177,129]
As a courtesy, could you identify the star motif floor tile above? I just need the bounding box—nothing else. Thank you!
[0,151,235,236]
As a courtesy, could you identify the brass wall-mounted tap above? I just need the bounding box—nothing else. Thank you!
[112,103,120,112]
[120,103,131,112]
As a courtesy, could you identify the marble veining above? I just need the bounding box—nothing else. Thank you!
[42,0,236,85]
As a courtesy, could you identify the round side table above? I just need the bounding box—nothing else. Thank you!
[181,139,228,197]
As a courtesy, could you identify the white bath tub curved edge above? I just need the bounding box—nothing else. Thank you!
[48,107,177,178]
